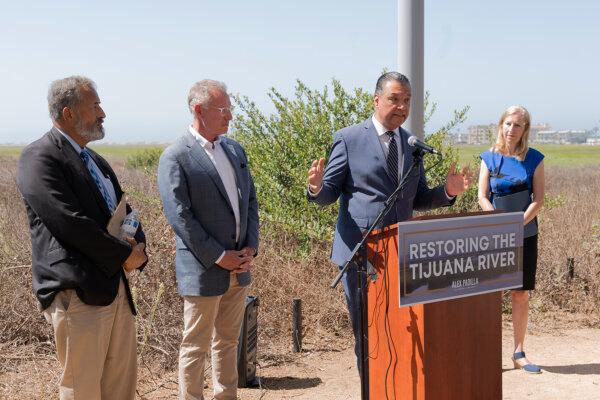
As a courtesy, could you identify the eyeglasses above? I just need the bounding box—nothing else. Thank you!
[207,105,235,115]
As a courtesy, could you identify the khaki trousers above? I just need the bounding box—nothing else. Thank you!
[179,274,249,400]
[43,278,137,400]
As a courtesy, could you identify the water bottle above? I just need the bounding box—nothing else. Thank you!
[121,209,140,239]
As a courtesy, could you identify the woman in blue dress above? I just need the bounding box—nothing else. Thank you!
[478,106,545,374]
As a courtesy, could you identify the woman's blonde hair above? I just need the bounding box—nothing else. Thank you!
[492,105,531,161]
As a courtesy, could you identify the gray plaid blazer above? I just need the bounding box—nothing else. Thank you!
[158,133,259,296]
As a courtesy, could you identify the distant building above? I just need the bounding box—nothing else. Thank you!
[536,130,588,144]
[467,124,496,144]
[460,122,595,146]
[529,123,551,144]
[447,131,468,145]
[467,124,495,145]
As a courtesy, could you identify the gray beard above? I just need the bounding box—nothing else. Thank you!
[78,123,105,142]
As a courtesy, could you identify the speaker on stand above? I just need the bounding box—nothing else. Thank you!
[237,295,260,388]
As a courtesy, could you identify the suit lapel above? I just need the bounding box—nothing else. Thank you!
[185,134,234,212]
[399,128,409,179]
[51,129,113,217]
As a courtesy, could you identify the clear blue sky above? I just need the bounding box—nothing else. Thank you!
[1,0,598,144]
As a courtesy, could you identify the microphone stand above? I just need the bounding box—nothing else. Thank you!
[330,149,427,400]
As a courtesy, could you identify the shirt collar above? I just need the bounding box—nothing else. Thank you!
[189,126,221,149]
[371,115,398,137]
[56,127,84,154]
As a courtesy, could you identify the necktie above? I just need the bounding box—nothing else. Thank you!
[80,149,116,212]
[386,131,399,187]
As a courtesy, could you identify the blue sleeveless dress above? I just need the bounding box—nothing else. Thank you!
[480,148,544,205]
[480,148,544,290]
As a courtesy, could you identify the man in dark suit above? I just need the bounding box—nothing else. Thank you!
[17,76,147,400]
[157,79,259,400]
[307,72,470,373]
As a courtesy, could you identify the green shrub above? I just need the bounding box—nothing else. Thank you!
[232,79,475,243]
[233,79,372,242]
[125,147,164,173]
[422,93,478,213]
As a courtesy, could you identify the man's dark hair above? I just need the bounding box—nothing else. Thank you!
[375,72,410,95]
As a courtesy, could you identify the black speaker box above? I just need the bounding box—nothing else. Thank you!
[237,295,259,388]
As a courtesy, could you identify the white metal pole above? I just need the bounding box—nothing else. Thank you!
[397,0,424,139]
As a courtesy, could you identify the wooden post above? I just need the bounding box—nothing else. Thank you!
[566,257,575,282]
[292,298,302,352]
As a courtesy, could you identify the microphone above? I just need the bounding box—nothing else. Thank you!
[407,135,441,155]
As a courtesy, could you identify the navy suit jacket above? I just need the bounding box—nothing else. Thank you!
[309,118,453,266]
[17,128,146,313]
[157,133,259,297]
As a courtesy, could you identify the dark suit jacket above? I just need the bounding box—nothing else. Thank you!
[17,128,146,313]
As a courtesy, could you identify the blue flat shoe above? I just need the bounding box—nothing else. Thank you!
[512,351,542,374]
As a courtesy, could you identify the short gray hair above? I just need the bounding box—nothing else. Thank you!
[375,71,410,95]
[47,76,97,121]
[187,79,227,114]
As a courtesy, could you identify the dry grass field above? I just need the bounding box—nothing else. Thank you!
[1,150,599,399]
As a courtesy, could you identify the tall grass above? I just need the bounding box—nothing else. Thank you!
[0,154,348,372]
[1,153,599,398]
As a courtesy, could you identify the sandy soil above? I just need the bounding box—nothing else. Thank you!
[2,325,600,399]
[232,326,600,400]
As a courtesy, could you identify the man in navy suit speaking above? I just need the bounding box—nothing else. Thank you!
[307,72,471,369]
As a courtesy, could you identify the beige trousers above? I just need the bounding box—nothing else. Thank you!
[43,278,137,400]
[179,274,249,400]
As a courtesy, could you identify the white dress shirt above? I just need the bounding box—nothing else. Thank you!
[189,127,241,263]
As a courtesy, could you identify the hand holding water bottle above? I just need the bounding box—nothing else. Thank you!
[121,209,146,272]
[121,209,140,239]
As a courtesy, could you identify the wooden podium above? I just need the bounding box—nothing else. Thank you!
[365,223,502,400]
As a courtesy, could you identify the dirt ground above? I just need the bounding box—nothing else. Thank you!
[3,322,598,400]
[228,325,600,400]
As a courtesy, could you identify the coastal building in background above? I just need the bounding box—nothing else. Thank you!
[446,131,468,145]
[443,124,598,146]
[529,123,551,143]
[467,124,495,145]
[536,130,588,144]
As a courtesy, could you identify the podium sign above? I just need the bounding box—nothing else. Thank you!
[399,212,523,306]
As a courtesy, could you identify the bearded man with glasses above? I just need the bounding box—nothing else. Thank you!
[17,76,148,400]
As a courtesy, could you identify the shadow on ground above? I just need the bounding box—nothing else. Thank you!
[259,376,322,390]
[539,363,600,375]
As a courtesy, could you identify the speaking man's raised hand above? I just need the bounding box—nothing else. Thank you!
[308,157,325,194]
[444,164,472,197]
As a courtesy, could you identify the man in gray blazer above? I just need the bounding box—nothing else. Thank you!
[307,72,470,368]
[158,79,259,400]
